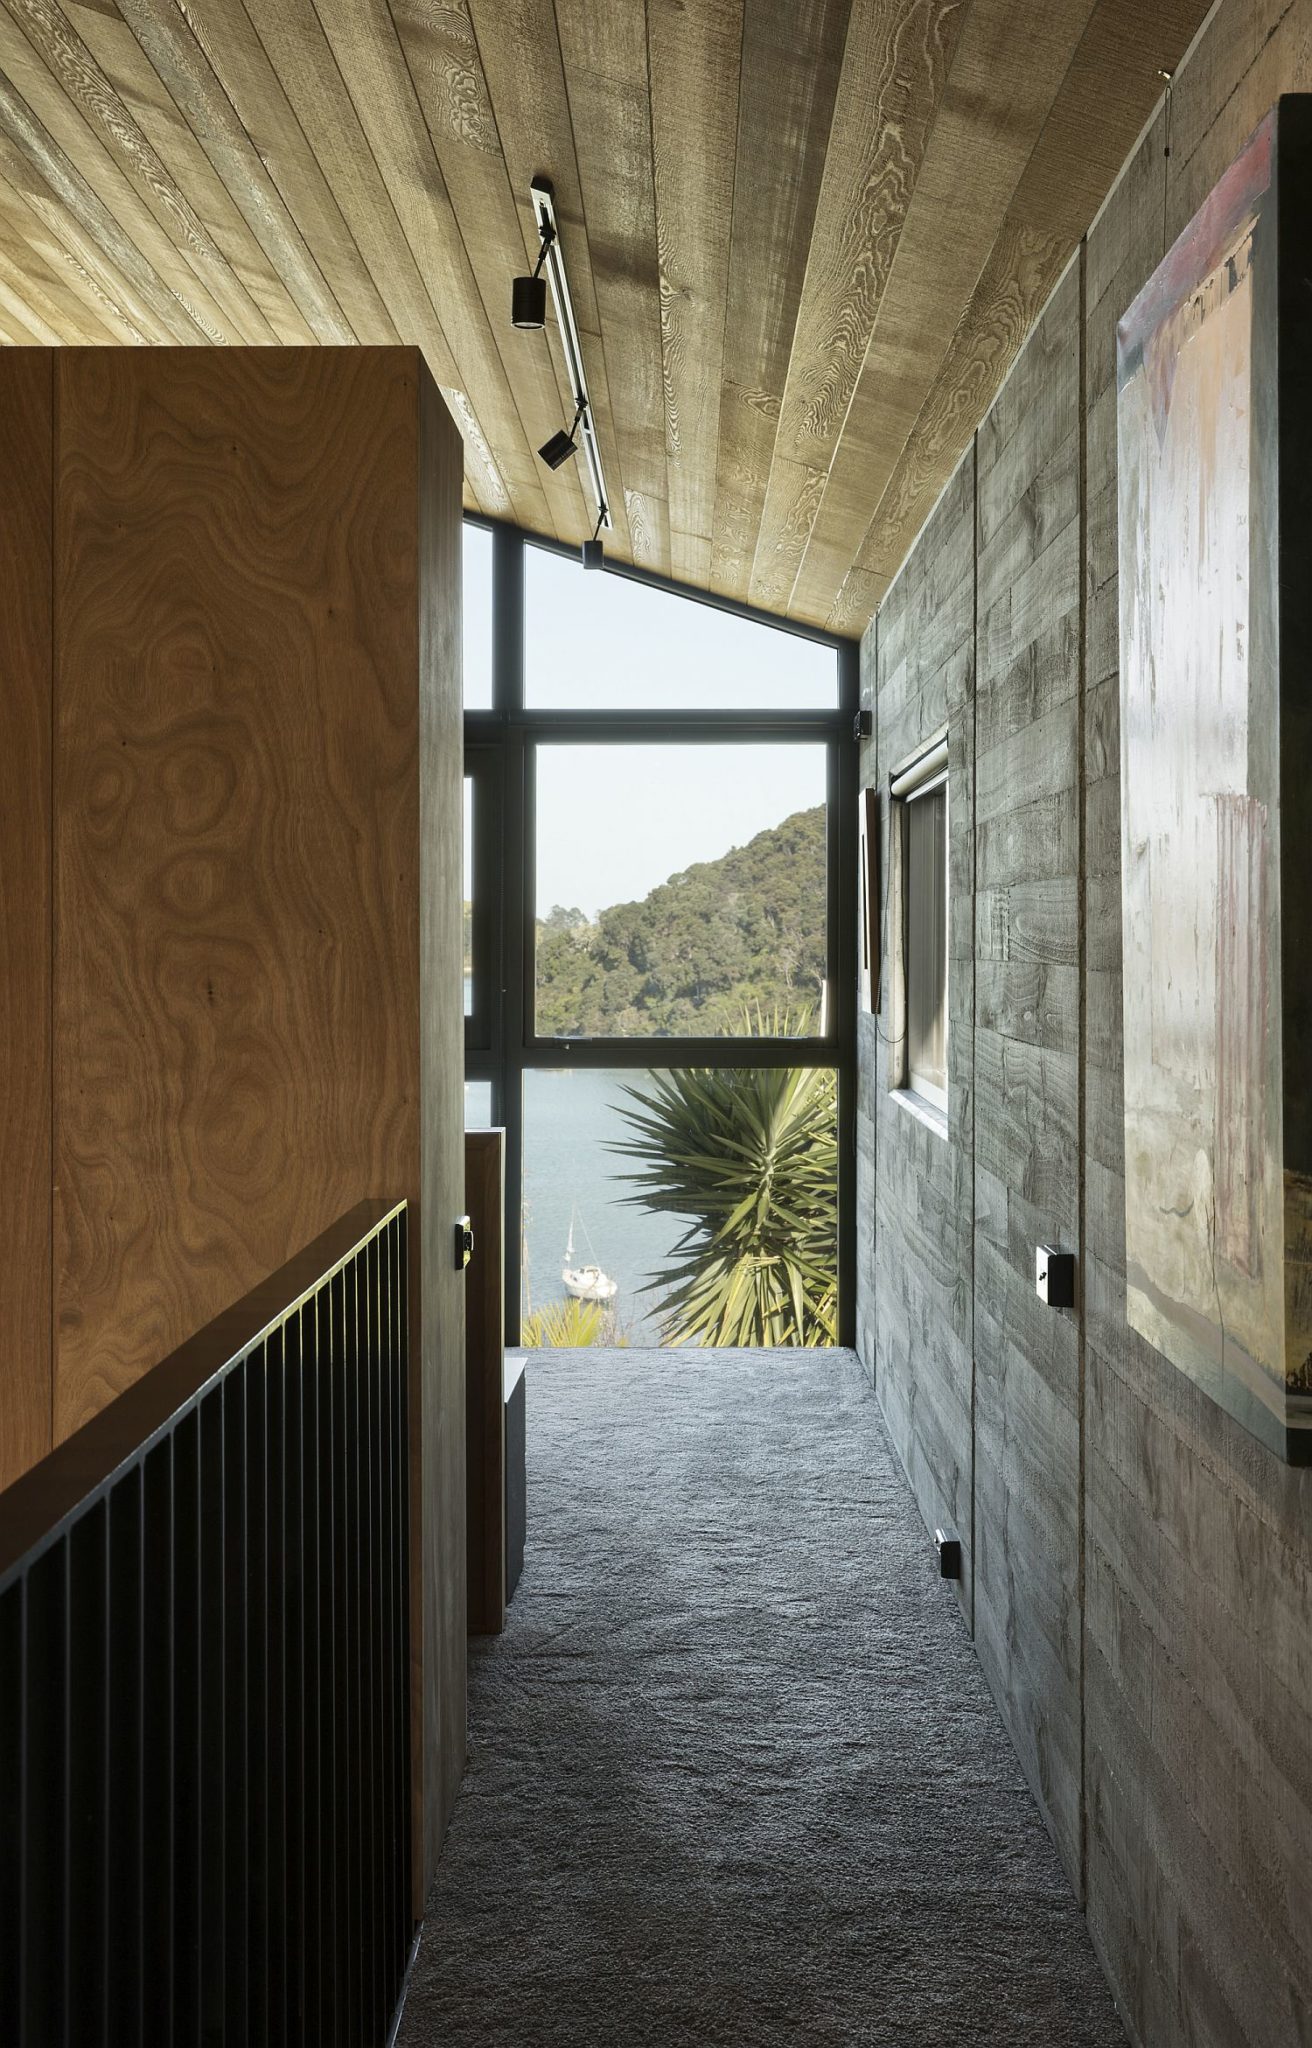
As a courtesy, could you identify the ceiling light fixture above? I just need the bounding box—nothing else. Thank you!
[522,176,612,536]
[539,403,585,471]
[511,222,552,329]
[581,510,605,571]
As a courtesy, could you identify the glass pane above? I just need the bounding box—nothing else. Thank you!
[525,542,837,709]
[521,1065,838,1347]
[463,775,473,1017]
[465,1080,493,1128]
[534,743,827,1038]
[463,522,493,709]
[906,785,948,1109]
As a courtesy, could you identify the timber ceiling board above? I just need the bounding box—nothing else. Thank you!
[0,0,1211,630]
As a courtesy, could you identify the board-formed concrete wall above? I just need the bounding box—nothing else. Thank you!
[858,4,1312,2041]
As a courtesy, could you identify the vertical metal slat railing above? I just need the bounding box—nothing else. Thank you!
[0,1200,412,2048]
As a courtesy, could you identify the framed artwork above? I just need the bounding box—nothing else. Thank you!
[1116,96,1312,1461]
[858,786,880,1013]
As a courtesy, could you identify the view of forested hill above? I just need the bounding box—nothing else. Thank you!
[535,805,825,1037]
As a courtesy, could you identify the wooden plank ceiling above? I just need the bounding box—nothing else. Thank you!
[0,0,1210,631]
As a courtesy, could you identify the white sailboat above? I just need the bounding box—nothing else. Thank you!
[562,1208,618,1303]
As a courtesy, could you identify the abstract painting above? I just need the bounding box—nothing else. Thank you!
[1116,97,1312,1461]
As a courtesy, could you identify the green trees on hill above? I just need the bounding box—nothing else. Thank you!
[534,805,825,1038]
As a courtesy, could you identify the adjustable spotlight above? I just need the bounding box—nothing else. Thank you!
[581,510,606,570]
[539,426,578,469]
[539,403,585,472]
[512,272,546,328]
[511,221,554,330]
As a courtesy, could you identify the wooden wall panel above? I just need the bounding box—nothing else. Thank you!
[53,346,424,1427]
[0,350,53,1489]
[464,1128,506,1637]
[419,364,468,1866]
[49,344,465,1892]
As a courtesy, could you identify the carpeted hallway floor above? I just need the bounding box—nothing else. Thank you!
[399,1348,1126,2048]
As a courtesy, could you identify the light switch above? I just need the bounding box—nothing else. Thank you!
[1036,1244,1075,1308]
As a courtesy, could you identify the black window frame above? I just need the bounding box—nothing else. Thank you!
[463,515,860,1345]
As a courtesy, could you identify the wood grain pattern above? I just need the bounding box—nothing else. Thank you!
[390,0,587,541]
[796,0,1101,630]
[553,0,670,572]
[1,0,277,341]
[418,360,468,1870]
[49,342,464,1898]
[0,0,1212,626]
[464,1128,506,1637]
[709,0,851,597]
[747,0,964,614]
[0,350,53,1492]
[646,0,741,589]
[53,346,424,1426]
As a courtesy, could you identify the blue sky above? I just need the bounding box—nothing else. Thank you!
[463,529,834,918]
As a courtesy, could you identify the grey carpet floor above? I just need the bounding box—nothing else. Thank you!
[400,1348,1126,2048]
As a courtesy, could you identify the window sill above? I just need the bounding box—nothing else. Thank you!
[890,1087,948,1142]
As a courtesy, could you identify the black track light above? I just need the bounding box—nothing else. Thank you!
[512,221,554,330]
[539,425,578,469]
[581,511,605,570]
[539,402,586,473]
[519,178,611,540]
[512,273,547,329]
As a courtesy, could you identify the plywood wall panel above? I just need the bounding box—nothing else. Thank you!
[0,350,53,1489]
[52,346,426,1430]
[418,363,468,1858]
[46,343,465,1890]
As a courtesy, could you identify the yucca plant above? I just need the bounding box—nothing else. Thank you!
[520,1296,628,1349]
[611,1029,838,1346]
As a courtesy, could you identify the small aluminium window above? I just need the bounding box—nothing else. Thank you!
[893,736,948,1118]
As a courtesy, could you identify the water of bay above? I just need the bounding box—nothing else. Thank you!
[520,1067,687,1344]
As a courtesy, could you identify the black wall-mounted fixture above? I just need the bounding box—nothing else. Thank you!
[1035,1244,1076,1308]
[517,177,612,540]
[935,1525,962,1580]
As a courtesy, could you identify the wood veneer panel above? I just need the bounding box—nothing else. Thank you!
[418,363,467,1876]
[464,1129,505,1637]
[52,346,426,1438]
[0,349,53,1490]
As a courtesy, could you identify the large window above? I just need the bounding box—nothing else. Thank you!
[533,742,827,1039]
[463,521,494,709]
[464,521,857,1347]
[524,542,837,711]
[521,1065,838,1347]
[892,735,949,1122]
